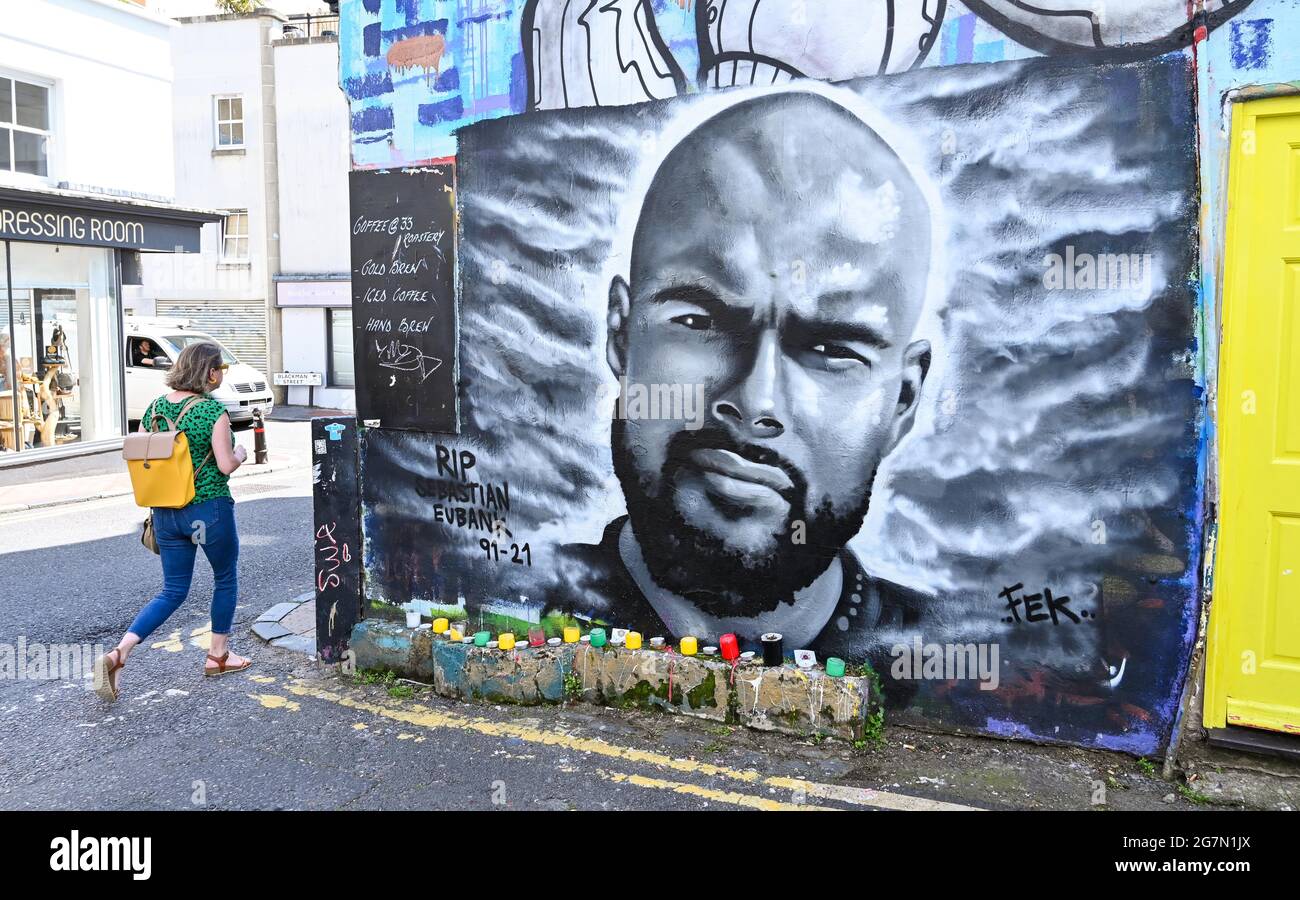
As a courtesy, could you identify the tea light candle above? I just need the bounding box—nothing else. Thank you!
[563,626,580,644]
[740,651,755,661]
[702,646,718,656]
[433,618,449,634]
[548,637,562,646]
[486,640,499,649]
[680,636,698,656]
[761,632,784,666]
[498,633,516,651]
[826,657,846,678]
[720,633,739,661]
[579,635,591,644]
[650,636,665,648]
[625,632,642,650]
[590,628,607,648]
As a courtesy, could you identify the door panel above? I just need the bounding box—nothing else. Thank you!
[1208,95,1300,735]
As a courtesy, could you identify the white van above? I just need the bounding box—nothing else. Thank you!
[124,317,274,430]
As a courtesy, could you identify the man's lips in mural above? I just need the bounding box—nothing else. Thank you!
[685,447,795,506]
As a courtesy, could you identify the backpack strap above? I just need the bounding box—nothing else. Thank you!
[148,394,205,433]
[146,395,215,476]
[175,396,215,477]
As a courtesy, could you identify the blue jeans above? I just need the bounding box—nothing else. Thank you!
[129,497,240,641]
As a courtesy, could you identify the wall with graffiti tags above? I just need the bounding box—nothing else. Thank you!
[338,0,1297,755]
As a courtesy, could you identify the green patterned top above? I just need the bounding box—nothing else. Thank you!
[142,394,233,504]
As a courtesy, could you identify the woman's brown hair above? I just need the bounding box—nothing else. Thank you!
[165,341,224,394]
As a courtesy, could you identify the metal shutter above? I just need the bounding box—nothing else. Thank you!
[155,300,268,374]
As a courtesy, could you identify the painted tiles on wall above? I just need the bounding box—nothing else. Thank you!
[360,54,1205,754]
[339,0,1259,168]
[340,0,700,166]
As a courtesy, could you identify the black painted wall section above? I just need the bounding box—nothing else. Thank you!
[313,416,363,662]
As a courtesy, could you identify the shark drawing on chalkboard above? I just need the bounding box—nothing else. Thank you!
[375,339,443,382]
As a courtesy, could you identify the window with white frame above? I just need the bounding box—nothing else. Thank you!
[222,211,249,261]
[0,74,52,178]
[214,95,244,148]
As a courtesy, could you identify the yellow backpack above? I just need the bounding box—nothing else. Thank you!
[122,395,214,509]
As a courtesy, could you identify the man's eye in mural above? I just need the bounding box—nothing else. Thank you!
[670,312,713,331]
[802,342,870,370]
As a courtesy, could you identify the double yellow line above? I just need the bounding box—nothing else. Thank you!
[277,679,982,812]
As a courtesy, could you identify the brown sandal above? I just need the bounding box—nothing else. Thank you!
[93,648,125,701]
[204,650,252,677]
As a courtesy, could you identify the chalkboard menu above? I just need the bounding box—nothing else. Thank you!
[349,167,458,432]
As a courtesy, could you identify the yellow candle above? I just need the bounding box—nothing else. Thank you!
[449,628,463,642]
[563,626,580,644]
[680,636,698,656]
[625,631,642,650]
[499,633,516,650]
[433,618,449,634]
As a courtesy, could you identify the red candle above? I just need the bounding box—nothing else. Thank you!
[528,627,546,647]
[720,633,739,661]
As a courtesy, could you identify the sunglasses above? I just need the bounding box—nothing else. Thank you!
[214,364,229,371]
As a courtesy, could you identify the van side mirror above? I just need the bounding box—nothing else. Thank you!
[154,357,173,369]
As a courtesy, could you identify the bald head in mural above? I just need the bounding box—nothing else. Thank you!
[563,90,936,657]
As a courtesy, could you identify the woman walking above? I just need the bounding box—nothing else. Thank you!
[94,342,252,701]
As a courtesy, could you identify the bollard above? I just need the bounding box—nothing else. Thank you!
[252,407,269,464]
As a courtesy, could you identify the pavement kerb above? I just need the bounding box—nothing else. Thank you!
[0,459,296,516]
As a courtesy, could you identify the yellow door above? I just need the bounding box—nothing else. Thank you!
[1208,95,1300,734]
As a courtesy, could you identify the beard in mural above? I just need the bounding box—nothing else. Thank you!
[562,91,936,653]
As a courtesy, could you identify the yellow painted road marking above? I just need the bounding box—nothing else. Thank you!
[282,680,983,811]
[247,693,300,711]
[769,778,979,812]
[592,768,834,811]
[151,630,184,653]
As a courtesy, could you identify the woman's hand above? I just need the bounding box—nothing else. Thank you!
[212,413,243,475]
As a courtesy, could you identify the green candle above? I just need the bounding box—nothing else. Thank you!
[590,628,607,647]
[473,631,490,647]
[826,657,846,678]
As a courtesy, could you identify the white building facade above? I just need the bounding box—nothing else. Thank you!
[0,0,216,463]
[136,7,355,411]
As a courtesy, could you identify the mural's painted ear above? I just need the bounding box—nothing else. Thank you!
[607,275,632,377]
[889,338,931,454]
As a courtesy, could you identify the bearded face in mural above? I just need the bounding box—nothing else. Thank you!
[564,91,936,652]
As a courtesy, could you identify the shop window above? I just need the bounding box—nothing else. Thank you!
[222,211,249,262]
[0,74,53,178]
[328,308,354,388]
[214,95,244,148]
[0,243,123,456]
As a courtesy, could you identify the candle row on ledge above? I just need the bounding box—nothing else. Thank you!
[419,616,847,676]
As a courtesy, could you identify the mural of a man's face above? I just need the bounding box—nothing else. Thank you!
[608,92,933,616]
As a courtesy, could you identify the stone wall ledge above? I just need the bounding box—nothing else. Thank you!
[348,620,879,741]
